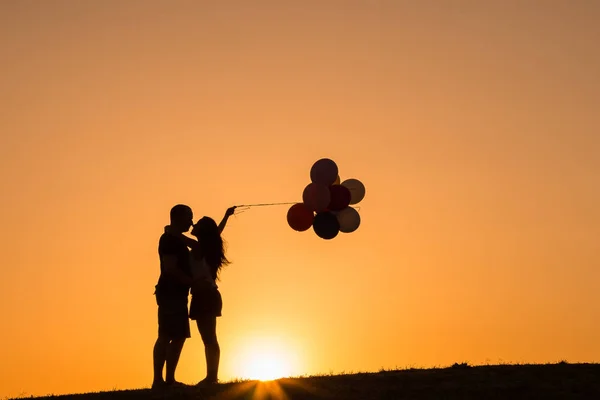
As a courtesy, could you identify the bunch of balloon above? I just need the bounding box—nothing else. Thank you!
[286,158,366,239]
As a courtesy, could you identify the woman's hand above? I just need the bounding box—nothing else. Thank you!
[225,206,236,217]
[218,206,237,234]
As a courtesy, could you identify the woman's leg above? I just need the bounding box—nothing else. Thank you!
[196,315,220,383]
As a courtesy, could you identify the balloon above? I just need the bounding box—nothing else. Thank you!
[302,182,331,212]
[336,206,361,233]
[287,203,314,232]
[310,158,339,186]
[313,212,340,239]
[341,178,366,205]
[328,184,351,211]
[333,175,341,185]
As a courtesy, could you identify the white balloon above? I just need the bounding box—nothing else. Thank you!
[336,207,361,233]
[341,178,365,205]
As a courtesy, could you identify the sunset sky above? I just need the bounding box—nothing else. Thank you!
[1,0,599,397]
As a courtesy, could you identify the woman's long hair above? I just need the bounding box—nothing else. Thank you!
[191,216,230,280]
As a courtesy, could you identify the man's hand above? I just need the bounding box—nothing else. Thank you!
[164,225,183,236]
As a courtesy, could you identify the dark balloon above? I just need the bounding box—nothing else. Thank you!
[313,212,340,240]
[310,158,339,186]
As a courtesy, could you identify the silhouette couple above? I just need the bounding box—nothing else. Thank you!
[152,204,236,389]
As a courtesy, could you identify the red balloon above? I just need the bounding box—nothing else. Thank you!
[287,203,314,231]
[328,184,351,211]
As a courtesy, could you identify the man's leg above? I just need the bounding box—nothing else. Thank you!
[154,303,169,388]
[164,304,191,385]
[153,337,169,387]
[165,338,186,384]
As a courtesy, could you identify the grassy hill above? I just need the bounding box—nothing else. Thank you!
[26,362,600,400]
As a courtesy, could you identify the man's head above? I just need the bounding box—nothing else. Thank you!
[169,204,193,233]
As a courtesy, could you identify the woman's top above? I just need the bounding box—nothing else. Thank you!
[190,252,218,289]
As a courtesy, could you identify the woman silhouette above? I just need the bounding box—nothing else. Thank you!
[184,211,233,385]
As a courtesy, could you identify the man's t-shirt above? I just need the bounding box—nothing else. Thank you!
[156,233,191,301]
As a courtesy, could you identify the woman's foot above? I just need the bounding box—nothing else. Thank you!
[196,377,218,386]
[165,380,188,388]
[151,380,166,390]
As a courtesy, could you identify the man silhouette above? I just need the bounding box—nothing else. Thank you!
[152,204,195,388]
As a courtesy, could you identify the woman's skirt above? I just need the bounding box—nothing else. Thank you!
[189,285,223,319]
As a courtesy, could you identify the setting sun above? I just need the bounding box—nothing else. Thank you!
[234,338,297,381]
[241,352,291,381]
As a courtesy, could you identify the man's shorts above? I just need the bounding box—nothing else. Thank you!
[156,293,191,340]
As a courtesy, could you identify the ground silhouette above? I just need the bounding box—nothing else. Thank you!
[24,362,600,400]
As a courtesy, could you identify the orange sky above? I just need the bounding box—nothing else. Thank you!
[1,0,599,397]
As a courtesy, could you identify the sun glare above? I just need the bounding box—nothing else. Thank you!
[242,353,290,381]
[235,339,296,381]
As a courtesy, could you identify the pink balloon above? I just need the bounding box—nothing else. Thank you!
[302,182,331,212]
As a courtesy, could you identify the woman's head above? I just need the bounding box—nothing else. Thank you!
[191,216,230,280]
[191,216,218,239]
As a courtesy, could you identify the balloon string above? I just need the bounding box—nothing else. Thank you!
[235,202,298,207]
[232,202,298,216]
[232,203,361,216]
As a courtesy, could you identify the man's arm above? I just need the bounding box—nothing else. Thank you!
[165,226,199,250]
[217,206,236,234]
[180,235,199,250]
[162,254,193,287]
